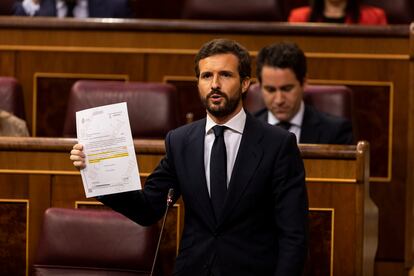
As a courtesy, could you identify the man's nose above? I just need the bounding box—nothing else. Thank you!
[273,91,284,104]
[211,75,221,89]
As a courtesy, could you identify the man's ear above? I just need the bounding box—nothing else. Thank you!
[241,77,251,93]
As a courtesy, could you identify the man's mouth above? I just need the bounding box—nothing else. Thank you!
[273,106,289,113]
[208,90,226,103]
[210,94,222,99]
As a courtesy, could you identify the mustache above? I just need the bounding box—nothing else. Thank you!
[207,88,226,98]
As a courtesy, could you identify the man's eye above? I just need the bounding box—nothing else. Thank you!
[264,86,276,93]
[221,72,232,78]
[281,86,294,92]
[201,73,212,79]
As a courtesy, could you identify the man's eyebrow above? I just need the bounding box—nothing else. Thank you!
[280,84,295,88]
[263,84,295,90]
[219,70,234,74]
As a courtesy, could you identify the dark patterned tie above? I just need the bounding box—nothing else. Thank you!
[65,0,77,17]
[210,125,227,220]
[276,121,292,130]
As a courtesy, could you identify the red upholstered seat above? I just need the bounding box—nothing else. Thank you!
[33,207,159,276]
[181,0,282,21]
[245,82,353,121]
[243,83,267,116]
[63,80,180,139]
[302,85,353,120]
[0,77,26,120]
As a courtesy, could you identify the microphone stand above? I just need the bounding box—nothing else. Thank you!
[150,188,174,276]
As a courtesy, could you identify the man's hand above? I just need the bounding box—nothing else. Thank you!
[70,144,86,170]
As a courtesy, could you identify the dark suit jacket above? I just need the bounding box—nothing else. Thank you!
[255,105,354,144]
[99,113,308,276]
[13,0,132,18]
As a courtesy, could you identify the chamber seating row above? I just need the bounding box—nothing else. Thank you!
[2,0,413,24]
[180,0,413,24]
[0,77,354,140]
[0,76,25,120]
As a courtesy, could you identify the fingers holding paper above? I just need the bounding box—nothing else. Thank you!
[70,144,86,170]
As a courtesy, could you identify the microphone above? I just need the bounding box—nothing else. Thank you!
[150,188,174,276]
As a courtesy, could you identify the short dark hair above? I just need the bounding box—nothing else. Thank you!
[256,42,307,85]
[194,38,251,80]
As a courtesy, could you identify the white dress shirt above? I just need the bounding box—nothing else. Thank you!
[22,0,40,16]
[204,108,246,195]
[56,0,88,18]
[21,0,88,18]
[267,101,305,143]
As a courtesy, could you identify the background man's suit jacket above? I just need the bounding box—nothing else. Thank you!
[99,113,308,276]
[255,104,354,144]
[13,0,132,18]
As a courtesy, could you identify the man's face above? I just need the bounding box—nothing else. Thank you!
[198,53,250,122]
[260,66,304,122]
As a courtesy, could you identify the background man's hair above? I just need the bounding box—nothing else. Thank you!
[256,42,307,85]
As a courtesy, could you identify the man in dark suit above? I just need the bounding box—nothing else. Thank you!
[254,42,353,144]
[13,0,132,18]
[70,39,308,275]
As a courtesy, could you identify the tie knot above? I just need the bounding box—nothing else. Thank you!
[276,121,291,130]
[212,125,226,138]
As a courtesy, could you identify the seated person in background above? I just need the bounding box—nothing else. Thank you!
[288,0,387,25]
[254,42,353,144]
[0,109,29,136]
[13,0,132,18]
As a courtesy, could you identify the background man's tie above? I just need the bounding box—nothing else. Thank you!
[276,121,292,130]
[210,125,227,220]
[65,0,77,17]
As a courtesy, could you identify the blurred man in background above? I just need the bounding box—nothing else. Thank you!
[13,0,132,18]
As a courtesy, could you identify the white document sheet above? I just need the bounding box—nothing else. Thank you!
[76,102,141,198]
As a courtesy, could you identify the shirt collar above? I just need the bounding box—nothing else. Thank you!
[267,101,305,127]
[205,108,246,134]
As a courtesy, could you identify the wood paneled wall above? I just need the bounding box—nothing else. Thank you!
[0,17,412,275]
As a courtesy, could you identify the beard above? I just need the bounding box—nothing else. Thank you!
[201,88,242,118]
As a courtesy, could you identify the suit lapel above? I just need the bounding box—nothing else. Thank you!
[88,0,98,17]
[184,119,216,228]
[218,114,263,225]
[38,0,57,16]
[88,0,115,18]
[299,105,321,143]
